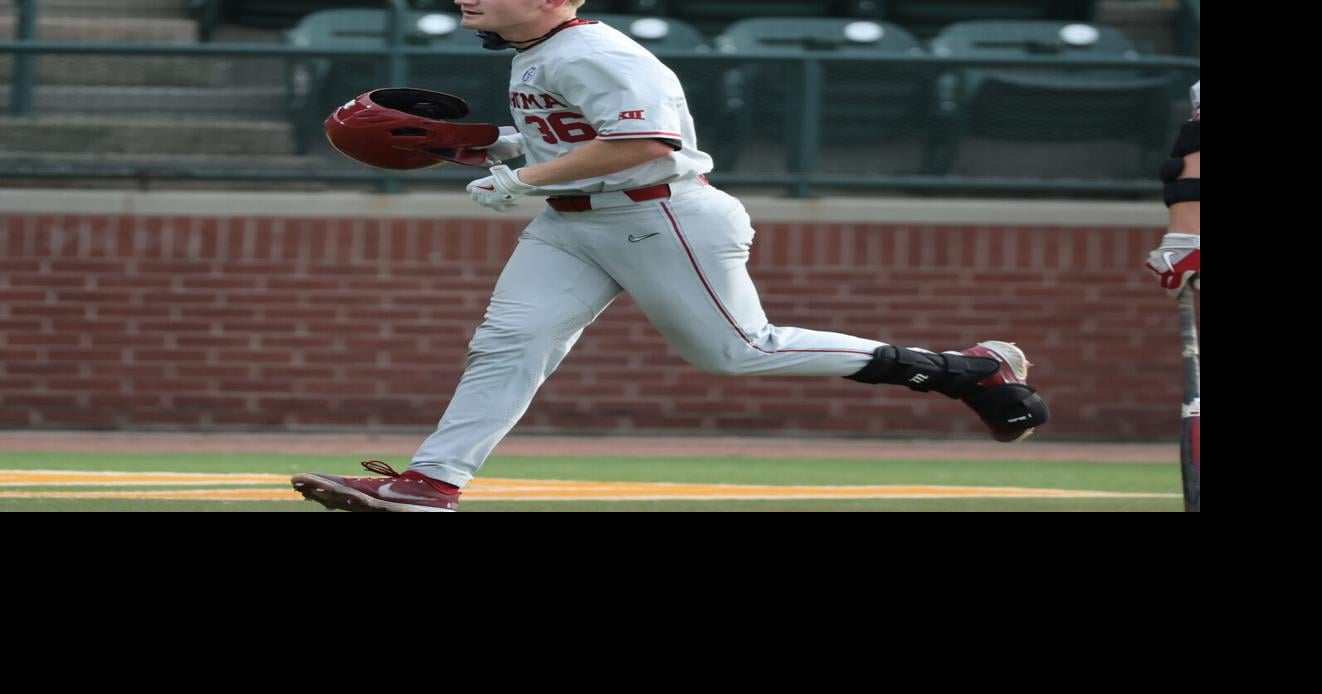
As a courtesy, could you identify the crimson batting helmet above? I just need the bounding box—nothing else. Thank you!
[324,88,501,170]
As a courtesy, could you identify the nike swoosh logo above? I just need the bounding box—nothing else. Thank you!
[629,233,661,243]
[377,482,439,502]
[476,185,496,191]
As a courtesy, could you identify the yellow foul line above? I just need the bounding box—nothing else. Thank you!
[0,471,1179,501]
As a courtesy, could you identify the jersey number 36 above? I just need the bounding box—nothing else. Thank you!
[525,112,598,144]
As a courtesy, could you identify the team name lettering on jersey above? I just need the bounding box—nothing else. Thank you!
[511,92,569,111]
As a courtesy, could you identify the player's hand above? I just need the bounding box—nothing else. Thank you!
[467,165,534,212]
[1145,232,1200,298]
[476,126,526,165]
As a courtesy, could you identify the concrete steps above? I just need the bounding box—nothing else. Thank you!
[0,84,288,120]
[0,115,295,155]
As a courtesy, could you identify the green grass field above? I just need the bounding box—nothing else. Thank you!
[0,452,1182,512]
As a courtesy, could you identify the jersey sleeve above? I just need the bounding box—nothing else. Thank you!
[556,51,685,147]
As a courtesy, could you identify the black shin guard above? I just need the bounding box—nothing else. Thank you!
[846,346,1049,434]
[845,346,999,398]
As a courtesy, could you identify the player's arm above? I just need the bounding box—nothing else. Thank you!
[466,138,674,209]
[517,138,674,186]
[467,51,684,209]
[513,44,685,187]
[475,126,528,165]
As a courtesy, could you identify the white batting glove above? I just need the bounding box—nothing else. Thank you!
[1145,232,1200,299]
[476,126,526,165]
[467,165,534,212]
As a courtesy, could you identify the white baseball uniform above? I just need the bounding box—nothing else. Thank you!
[411,20,887,486]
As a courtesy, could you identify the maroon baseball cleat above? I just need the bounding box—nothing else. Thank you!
[292,460,461,512]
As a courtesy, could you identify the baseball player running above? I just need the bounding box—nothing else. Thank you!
[293,0,1050,512]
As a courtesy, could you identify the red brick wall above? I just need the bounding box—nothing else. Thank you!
[0,213,1188,440]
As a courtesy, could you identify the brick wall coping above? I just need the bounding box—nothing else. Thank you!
[0,189,1168,228]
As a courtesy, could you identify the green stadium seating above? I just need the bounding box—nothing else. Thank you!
[713,18,932,173]
[924,20,1174,176]
[881,1,1096,38]
[623,0,883,36]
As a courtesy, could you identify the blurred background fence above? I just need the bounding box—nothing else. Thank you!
[2,0,1199,197]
